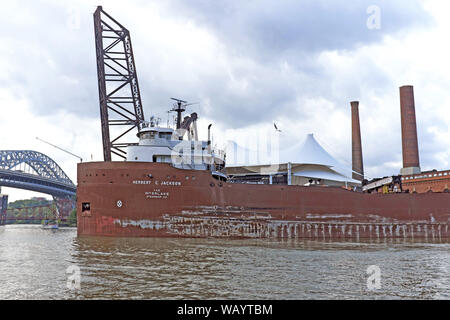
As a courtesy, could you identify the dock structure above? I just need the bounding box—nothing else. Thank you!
[0,192,8,226]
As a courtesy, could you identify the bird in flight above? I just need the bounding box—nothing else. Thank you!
[274,123,281,132]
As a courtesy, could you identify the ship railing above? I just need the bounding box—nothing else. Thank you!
[401,170,450,181]
[212,148,226,160]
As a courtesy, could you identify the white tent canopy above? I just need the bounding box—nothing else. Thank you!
[225,133,360,184]
[280,133,341,167]
[226,133,342,168]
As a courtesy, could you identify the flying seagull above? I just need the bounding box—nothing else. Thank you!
[274,123,281,132]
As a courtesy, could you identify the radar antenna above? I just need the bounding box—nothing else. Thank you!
[170,98,199,129]
[169,98,200,141]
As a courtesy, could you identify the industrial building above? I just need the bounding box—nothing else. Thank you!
[226,84,450,194]
[364,85,450,194]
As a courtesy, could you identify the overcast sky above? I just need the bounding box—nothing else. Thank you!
[1,0,449,201]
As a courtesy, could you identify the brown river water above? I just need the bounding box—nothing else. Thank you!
[0,224,448,299]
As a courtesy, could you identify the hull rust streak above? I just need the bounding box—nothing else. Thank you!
[77,162,450,239]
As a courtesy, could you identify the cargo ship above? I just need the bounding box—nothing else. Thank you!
[77,7,449,239]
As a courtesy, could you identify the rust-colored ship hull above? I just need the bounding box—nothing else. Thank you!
[77,162,450,239]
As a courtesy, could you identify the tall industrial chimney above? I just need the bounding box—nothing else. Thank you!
[351,101,364,181]
[399,85,421,175]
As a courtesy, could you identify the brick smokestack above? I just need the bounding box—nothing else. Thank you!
[399,85,421,175]
[351,101,364,181]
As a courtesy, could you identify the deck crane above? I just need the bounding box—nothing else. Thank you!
[36,137,83,162]
[93,6,145,161]
[94,7,201,158]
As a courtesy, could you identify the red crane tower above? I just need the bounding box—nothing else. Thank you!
[93,6,145,161]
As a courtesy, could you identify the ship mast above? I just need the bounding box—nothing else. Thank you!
[170,98,200,141]
[170,98,187,130]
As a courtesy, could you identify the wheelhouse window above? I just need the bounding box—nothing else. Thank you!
[141,132,156,140]
[159,132,172,140]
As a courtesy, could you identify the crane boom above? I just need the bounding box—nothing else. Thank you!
[93,6,145,161]
[36,137,83,162]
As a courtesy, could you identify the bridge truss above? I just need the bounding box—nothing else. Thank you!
[0,150,76,220]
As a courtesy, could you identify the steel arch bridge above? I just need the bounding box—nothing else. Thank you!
[0,150,76,223]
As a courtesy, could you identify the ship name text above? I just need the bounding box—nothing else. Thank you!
[145,189,169,199]
[132,180,181,186]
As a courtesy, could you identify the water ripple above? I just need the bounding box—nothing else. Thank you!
[0,225,448,299]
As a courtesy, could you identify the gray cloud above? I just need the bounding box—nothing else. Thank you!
[0,1,97,118]
[1,0,443,179]
[164,0,433,59]
[0,0,432,119]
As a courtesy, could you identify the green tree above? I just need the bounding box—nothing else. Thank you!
[67,209,77,227]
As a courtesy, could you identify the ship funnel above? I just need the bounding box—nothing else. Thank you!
[351,101,364,181]
[399,85,421,175]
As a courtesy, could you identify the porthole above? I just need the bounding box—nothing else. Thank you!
[192,176,196,180]
[82,202,90,212]
[210,182,215,187]
[186,176,189,180]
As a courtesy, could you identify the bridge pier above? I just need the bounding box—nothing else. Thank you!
[0,193,8,226]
